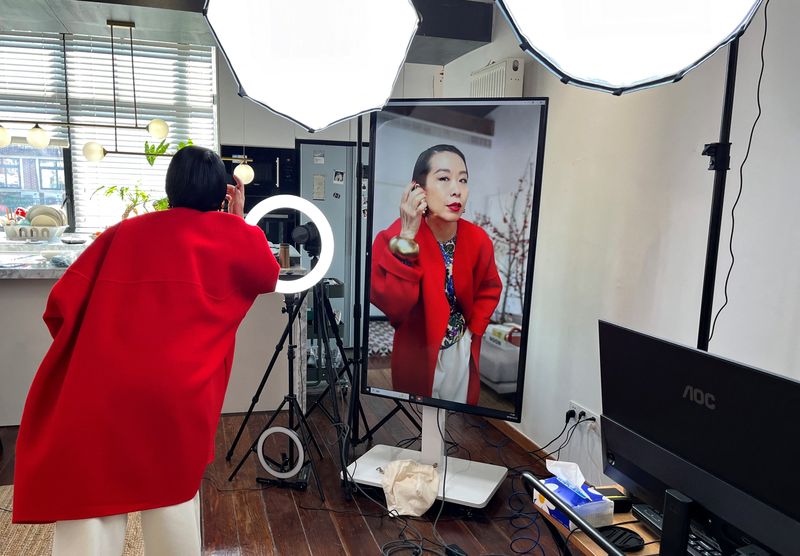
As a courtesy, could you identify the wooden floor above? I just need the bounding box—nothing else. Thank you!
[0,389,557,555]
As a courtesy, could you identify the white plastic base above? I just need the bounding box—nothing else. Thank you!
[345,405,507,508]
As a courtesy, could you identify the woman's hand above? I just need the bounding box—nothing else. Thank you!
[226,175,245,218]
[399,182,426,239]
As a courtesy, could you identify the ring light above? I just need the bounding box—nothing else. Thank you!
[256,426,305,479]
[245,195,334,294]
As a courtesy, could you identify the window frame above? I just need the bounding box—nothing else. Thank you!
[0,157,22,189]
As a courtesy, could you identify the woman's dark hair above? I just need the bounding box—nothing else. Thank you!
[165,145,227,211]
[411,144,468,186]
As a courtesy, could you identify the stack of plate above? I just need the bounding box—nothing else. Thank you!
[27,205,67,227]
[3,205,68,242]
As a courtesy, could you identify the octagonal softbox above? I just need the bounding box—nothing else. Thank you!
[205,0,419,131]
[497,0,764,94]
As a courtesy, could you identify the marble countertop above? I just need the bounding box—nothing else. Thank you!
[0,231,90,279]
[0,233,305,280]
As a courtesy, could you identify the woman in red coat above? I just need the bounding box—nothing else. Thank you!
[371,144,502,405]
[12,146,280,555]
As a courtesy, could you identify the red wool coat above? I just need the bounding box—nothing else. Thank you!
[371,218,501,405]
[13,208,279,524]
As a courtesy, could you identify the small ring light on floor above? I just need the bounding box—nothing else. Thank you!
[256,426,305,479]
[245,195,334,294]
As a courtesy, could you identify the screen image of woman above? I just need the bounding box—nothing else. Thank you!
[370,144,502,405]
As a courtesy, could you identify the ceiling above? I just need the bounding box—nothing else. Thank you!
[0,0,214,44]
[0,0,494,65]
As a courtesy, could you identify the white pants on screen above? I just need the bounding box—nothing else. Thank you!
[431,329,472,404]
[52,491,201,556]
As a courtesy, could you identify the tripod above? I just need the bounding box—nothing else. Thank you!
[303,276,372,486]
[226,289,325,500]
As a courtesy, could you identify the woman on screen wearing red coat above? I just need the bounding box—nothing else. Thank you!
[371,144,502,405]
[13,146,280,556]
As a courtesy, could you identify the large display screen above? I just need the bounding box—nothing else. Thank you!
[362,98,548,421]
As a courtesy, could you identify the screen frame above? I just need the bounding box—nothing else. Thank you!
[360,97,549,422]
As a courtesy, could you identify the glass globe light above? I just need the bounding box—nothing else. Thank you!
[233,162,255,185]
[27,124,50,148]
[147,118,169,140]
[82,141,107,162]
[0,126,10,148]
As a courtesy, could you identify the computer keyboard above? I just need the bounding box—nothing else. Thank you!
[632,504,723,556]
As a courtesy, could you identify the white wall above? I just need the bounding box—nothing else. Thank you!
[442,3,799,485]
[217,52,441,148]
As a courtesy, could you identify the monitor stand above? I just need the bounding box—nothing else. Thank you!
[344,405,507,508]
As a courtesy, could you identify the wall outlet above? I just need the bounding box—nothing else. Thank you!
[568,400,600,433]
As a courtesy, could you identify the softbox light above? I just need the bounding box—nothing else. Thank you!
[205,0,419,132]
[497,0,764,94]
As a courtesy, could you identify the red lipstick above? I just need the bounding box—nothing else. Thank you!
[447,202,462,212]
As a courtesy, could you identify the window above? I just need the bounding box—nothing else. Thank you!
[39,159,65,190]
[0,145,68,215]
[0,31,216,231]
[0,158,20,189]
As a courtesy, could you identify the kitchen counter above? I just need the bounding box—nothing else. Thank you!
[0,231,90,279]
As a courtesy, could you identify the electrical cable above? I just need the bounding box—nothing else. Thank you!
[338,415,448,556]
[527,420,570,456]
[708,0,770,343]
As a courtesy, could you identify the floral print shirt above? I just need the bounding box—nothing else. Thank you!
[438,237,466,350]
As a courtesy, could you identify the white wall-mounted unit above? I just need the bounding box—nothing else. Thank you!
[469,57,524,98]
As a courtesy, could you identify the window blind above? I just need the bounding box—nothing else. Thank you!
[0,31,216,231]
[0,32,69,143]
[65,34,216,231]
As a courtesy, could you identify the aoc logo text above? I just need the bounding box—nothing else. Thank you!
[682,385,716,410]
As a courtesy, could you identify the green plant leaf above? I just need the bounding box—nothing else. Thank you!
[153,197,169,211]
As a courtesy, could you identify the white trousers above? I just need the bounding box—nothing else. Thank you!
[52,491,201,556]
[431,329,472,404]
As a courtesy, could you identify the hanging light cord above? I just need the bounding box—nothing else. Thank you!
[129,26,138,128]
[708,0,770,343]
[110,24,119,151]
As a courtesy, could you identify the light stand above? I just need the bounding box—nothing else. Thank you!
[342,116,422,499]
[226,289,326,500]
[697,38,739,351]
[229,195,336,498]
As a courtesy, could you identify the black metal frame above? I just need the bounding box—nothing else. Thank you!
[697,39,740,351]
[358,97,549,423]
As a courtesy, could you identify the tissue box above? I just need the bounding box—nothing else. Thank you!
[532,478,614,530]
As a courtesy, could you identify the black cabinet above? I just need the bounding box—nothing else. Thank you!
[221,145,297,243]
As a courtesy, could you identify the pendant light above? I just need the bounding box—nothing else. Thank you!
[82,141,107,162]
[147,118,169,140]
[27,124,51,148]
[232,96,254,184]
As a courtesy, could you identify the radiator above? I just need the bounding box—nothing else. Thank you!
[469,58,524,98]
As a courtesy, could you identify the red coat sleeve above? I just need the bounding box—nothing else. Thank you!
[242,225,280,296]
[370,230,423,326]
[468,232,502,336]
[43,225,118,338]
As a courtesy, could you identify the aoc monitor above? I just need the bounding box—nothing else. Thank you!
[361,98,548,422]
[599,321,800,555]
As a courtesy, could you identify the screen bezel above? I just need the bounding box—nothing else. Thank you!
[360,97,549,422]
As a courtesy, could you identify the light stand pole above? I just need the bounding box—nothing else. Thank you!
[698,37,740,351]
